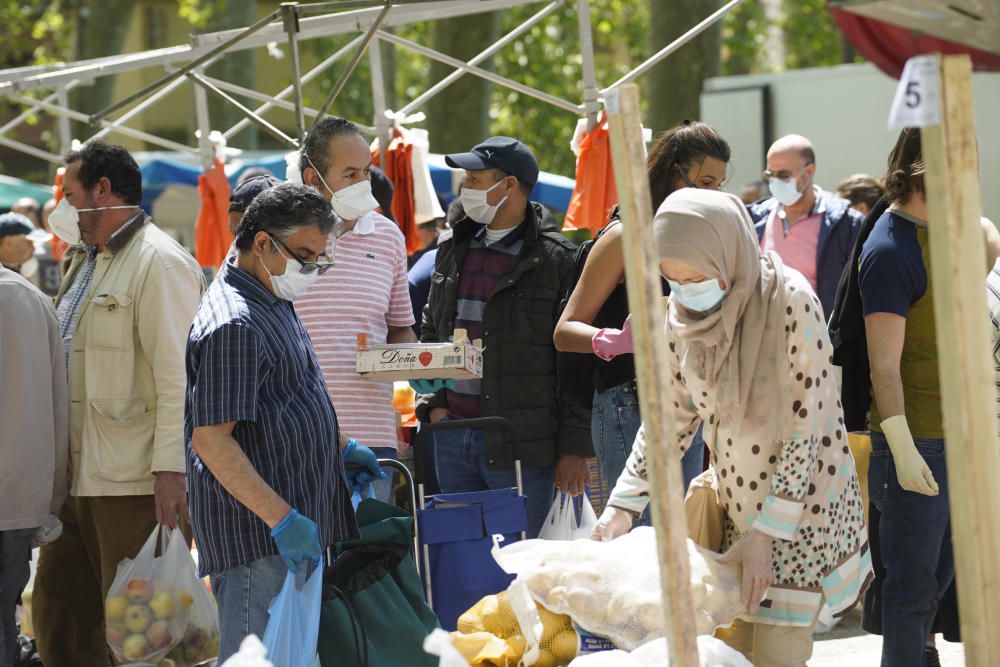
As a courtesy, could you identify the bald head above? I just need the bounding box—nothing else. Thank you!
[767,134,815,166]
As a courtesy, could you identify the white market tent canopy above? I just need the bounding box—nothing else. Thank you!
[0,0,745,171]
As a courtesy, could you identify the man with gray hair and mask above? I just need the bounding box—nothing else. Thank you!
[186,182,381,661]
[294,116,415,503]
[747,134,863,317]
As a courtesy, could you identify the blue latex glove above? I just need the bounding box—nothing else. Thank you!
[270,508,322,573]
[343,438,386,490]
[409,378,456,394]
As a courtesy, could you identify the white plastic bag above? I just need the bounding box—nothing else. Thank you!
[424,628,474,667]
[567,636,751,667]
[495,528,744,651]
[219,635,274,667]
[538,494,598,541]
[105,526,190,664]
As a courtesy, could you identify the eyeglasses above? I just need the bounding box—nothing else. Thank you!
[269,234,335,275]
[762,163,813,181]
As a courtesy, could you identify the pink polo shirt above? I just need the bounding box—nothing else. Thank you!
[761,194,823,295]
[296,212,415,450]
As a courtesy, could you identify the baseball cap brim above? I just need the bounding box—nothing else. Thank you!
[445,151,492,172]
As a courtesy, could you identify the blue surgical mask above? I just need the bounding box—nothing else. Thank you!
[668,278,727,312]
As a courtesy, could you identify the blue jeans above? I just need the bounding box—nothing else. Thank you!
[592,382,705,525]
[869,433,954,667]
[210,554,289,663]
[433,425,556,538]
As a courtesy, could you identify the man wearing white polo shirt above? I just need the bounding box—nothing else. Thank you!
[297,116,417,502]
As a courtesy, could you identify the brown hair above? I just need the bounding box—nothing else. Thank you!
[646,122,731,212]
[836,173,885,211]
[883,127,925,204]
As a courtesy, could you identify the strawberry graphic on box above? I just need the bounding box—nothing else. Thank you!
[355,328,484,382]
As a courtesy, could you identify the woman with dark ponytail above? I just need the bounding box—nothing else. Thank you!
[553,122,731,519]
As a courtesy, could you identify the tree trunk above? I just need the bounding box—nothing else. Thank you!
[645,0,722,133]
[70,1,136,140]
[426,12,500,155]
[206,0,259,149]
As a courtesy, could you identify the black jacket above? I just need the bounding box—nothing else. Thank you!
[749,190,864,316]
[415,203,593,468]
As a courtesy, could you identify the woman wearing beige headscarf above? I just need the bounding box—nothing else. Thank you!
[592,188,872,666]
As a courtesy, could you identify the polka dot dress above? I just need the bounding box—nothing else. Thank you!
[610,270,872,626]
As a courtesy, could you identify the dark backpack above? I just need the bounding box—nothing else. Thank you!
[556,218,622,408]
[828,196,890,431]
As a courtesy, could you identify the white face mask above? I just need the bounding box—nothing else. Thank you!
[461,179,508,225]
[768,176,804,207]
[258,238,321,301]
[306,155,378,221]
[47,197,140,246]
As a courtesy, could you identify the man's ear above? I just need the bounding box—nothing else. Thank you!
[254,230,272,254]
[95,176,113,203]
[302,165,317,189]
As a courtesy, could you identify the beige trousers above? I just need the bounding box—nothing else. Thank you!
[716,616,818,667]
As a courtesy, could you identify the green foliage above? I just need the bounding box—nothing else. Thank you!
[0,0,70,68]
[780,0,853,69]
[489,1,648,176]
[721,0,861,75]
[178,0,227,28]
[721,1,767,75]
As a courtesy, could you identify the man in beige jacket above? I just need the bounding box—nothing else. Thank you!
[32,140,205,666]
[0,267,68,666]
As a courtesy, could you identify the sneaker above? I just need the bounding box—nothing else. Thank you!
[925,644,942,667]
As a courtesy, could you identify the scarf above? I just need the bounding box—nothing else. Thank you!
[653,189,790,444]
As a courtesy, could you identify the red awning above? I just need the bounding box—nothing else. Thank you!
[830,6,1000,79]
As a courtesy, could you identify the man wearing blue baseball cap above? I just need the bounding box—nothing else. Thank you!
[413,136,593,537]
[0,212,40,278]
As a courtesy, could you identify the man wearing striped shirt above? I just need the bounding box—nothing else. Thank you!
[185,183,380,661]
[297,117,417,502]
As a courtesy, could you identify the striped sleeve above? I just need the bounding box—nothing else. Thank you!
[190,323,262,427]
[387,228,416,327]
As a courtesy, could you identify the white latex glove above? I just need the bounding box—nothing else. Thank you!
[881,415,939,496]
[590,505,634,542]
[32,513,63,547]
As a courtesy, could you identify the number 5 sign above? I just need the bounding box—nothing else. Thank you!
[888,54,942,129]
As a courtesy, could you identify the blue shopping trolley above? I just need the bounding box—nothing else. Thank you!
[413,417,528,630]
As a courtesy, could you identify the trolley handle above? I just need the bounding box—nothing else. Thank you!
[343,458,421,577]
[411,415,524,467]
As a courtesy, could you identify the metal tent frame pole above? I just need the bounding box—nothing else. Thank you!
[396,0,562,116]
[0,0,739,181]
[222,34,366,141]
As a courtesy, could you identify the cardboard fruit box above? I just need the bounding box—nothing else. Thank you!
[356,328,483,382]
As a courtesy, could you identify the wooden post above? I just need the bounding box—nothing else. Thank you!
[605,83,699,666]
[923,53,1000,665]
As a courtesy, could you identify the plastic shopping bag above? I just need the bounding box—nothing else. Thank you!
[495,528,744,651]
[219,635,274,667]
[164,530,220,665]
[105,526,189,664]
[539,494,598,541]
[262,561,324,667]
[425,628,476,667]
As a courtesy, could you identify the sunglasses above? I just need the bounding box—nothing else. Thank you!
[269,234,335,275]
